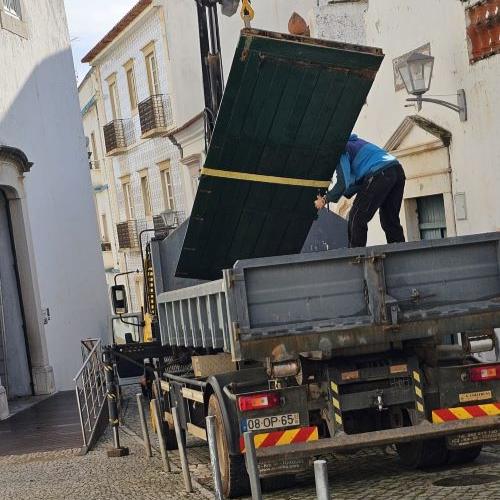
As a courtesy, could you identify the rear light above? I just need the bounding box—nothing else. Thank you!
[238,392,280,412]
[470,364,500,382]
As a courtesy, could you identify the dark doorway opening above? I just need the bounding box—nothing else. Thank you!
[0,189,33,399]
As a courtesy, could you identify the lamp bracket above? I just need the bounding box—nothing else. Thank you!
[406,89,467,122]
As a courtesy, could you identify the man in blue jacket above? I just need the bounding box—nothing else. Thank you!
[314,134,406,248]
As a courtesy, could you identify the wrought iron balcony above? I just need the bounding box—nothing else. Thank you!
[138,94,173,139]
[116,220,139,249]
[103,119,127,156]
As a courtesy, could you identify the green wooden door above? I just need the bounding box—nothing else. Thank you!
[177,29,384,280]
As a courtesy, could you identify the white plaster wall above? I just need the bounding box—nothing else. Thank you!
[0,0,109,389]
[163,0,317,128]
[354,1,498,243]
[311,0,368,44]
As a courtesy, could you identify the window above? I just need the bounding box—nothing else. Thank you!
[159,161,174,211]
[142,41,161,96]
[3,0,22,19]
[122,178,134,220]
[140,171,152,217]
[107,75,121,120]
[90,132,99,168]
[147,53,160,96]
[124,60,138,112]
[101,213,109,242]
[146,51,160,96]
[416,194,447,240]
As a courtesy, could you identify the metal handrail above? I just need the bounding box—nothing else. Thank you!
[74,338,107,450]
[74,338,102,381]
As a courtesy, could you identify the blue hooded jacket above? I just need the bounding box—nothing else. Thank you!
[325,134,398,203]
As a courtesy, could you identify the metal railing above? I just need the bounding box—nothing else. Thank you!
[103,119,126,154]
[116,219,139,249]
[138,94,173,136]
[74,339,107,451]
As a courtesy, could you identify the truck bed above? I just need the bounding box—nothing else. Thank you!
[154,232,500,361]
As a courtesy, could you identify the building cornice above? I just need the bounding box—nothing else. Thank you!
[81,0,154,64]
[385,115,452,151]
[0,146,33,173]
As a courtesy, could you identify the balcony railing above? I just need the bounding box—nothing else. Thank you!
[101,241,112,252]
[138,94,173,139]
[103,119,127,156]
[116,220,139,249]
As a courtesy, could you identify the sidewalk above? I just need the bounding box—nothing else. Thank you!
[0,419,210,500]
[0,391,81,456]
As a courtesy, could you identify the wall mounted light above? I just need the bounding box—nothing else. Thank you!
[399,52,467,121]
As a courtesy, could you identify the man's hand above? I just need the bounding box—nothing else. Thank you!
[314,195,327,210]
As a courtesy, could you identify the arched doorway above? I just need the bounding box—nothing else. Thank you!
[0,189,32,399]
[0,146,55,420]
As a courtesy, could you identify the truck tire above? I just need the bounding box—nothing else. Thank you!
[208,394,250,498]
[396,438,449,468]
[447,445,482,465]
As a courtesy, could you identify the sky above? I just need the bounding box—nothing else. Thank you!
[64,0,137,83]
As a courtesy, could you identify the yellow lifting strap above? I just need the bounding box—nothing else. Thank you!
[201,167,331,188]
[240,0,254,28]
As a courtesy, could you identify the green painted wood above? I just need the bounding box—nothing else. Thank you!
[177,29,384,280]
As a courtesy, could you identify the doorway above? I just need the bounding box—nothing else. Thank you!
[0,189,32,399]
[416,194,447,240]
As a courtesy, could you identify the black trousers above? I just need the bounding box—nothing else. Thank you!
[348,163,406,248]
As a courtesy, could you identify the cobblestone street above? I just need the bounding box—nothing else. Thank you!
[1,386,500,500]
[119,387,500,500]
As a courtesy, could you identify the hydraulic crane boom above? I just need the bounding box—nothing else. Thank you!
[195,0,225,144]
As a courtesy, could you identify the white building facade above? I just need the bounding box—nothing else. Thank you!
[316,0,500,244]
[79,70,121,294]
[0,0,109,418]
[83,0,187,312]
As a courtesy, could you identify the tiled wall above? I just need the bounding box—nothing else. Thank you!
[98,8,187,312]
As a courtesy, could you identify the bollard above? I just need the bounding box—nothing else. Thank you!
[103,347,129,457]
[135,393,152,458]
[314,459,330,500]
[206,416,223,500]
[243,431,262,500]
[172,406,193,493]
[152,398,171,472]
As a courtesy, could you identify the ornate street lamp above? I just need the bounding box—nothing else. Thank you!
[399,52,467,121]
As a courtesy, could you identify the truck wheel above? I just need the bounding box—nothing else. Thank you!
[208,394,250,498]
[447,446,482,465]
[396,438,449,468]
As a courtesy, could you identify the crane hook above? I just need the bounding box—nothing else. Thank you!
[240,0,254,28]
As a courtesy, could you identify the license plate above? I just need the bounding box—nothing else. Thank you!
[258,457,309,477]
[241,413,300,432]
[447,428,500,449]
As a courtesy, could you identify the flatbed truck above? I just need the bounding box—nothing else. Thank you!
[111,230,500,498]
[107,25,500,498]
